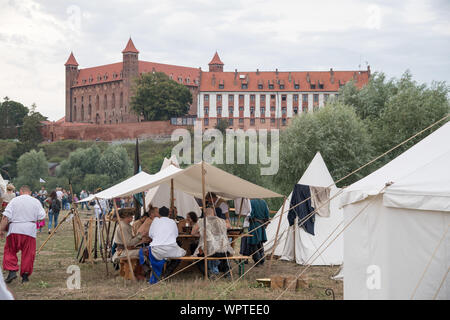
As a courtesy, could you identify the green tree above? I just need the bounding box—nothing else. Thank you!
[130,72,192,120]
[15,149,48,191]
[0,97,29,139]
[369,72,449,162]
[19,104,47,149]
[96,145,133,182]
[215,119,229,134]
[338,72,397,121]
[274,102,374,194]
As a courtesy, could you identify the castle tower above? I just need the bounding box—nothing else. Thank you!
[122,37,139,121]
[208,51,224,72]
[65,52,79,122]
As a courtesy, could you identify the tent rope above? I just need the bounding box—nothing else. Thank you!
[275,187,387,300]
[410,224,449,300]
[432,266,449,300]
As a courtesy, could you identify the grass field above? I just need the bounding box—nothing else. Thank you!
[1,209,343,300]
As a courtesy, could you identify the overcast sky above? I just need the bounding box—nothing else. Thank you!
[0,0,449,121]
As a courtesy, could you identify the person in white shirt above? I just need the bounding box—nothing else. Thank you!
[0,185,46,283]
[148,206,186,276]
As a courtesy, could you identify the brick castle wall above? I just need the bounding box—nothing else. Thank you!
[41,121,188,142]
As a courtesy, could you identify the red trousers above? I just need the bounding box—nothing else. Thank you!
[3,234,36,276]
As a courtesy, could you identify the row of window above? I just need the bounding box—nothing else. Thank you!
[203,105,318,116]
[218,82,326,90]
[74,92,124,110]
[204,93,333,103]
[204,118,288,126]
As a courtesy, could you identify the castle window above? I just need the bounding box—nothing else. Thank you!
[112,93,116,108]
[293,94,298,102]
[282,118,287,126]
[96,95,100,111]
[250,107,255,114]
[310,83,316,89]
[324,94,329,102]
[204,118,209,126]
[178,77,183,83]
[104,74,108,80]
[120,92,123,108]
[229,107,234,114]
[260,94,265,102]
[279,84,285,89]
[302,94,308,102]
[239,106,244,111]
[219,83,224,89]
[97,75,101,81]
[250,118,255,126]
[250,95,255,102]
[217,94,222,102]
[204,94,209,102]
[269,84,274,89]
[294,107,298,114]
[217,107,222,115]
[313,94,319,103]
[261,107,265,114]
[281,95,286,101]
[186,78,190,84]
[229,95,234,103]
[258,84,263,89]
[282,107,286,115]
[204,107,209,115]
[241,84,248,89]
[294,84,300,89]
[229,118,233,126]
[104,94,107,109]
[319,83,324,89]
[81,96,84,103]
[260,118,265,123]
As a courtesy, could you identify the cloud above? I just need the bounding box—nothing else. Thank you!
[0,0,449,121]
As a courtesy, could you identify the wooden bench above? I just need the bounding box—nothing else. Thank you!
[167,255,251,276]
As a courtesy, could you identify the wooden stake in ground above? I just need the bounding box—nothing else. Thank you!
[37,210,71,255]
[268,196,287,274]
[95,199,109,275]
[113,201,136,281]
[170,179,174,218]
[88,217,94,263]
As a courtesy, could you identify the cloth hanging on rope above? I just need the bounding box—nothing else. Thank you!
[288,184,315,235]
[310,186,331,218]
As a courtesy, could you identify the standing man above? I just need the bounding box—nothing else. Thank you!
[79,189,90,211]
[0,185,46,283]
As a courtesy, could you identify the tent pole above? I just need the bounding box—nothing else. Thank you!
[201,161,208,280]
[268,196,287,274]
[170,179,174,218]
[113,201,136,281]
[236,198,244,228]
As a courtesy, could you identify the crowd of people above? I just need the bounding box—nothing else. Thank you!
[111,192,270,282]
[0,182,270,292]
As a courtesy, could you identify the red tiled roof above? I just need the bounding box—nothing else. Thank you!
[122,38,139,54]
[200,70,369,92]
[209,52,224,65]
[138,61,201,86]
[64,52,79,66]
[72,62,123,87]
[72,61,201,88]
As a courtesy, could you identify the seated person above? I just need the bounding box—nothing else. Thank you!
[111,208,146,264]
[177,211,198,234]
[136,206,159,244]
[148,206,186,277]
[191,207,234,277]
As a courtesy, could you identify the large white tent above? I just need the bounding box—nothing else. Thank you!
[89,161,282,202]
[265,152,344,265]
[341,122,450,300]
[144,156,201,218]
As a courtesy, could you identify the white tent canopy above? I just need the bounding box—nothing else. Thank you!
[85,161,282,202]
[0,174,7,194]
[265,152,344,266]
[144,156,201,218]
[341,122,450,300]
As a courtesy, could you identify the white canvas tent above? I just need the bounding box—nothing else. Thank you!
[0,174,7,195]
[144,156,201,218]
[89,161,282,202]
[265,152,344,266]
[341,122,450,300]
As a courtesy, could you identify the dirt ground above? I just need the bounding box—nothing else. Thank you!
[0,209,343,300]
